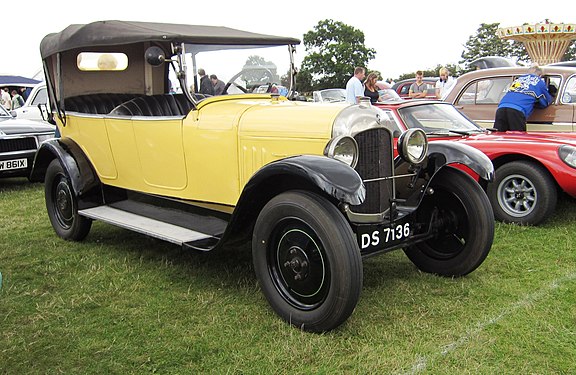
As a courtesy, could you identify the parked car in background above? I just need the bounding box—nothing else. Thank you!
[31,20,495,332]
[312,88,346,103]
[0,104,54,179]
[11,82,49,122]
[0,75,41,100]
[374,100,576,225]
[254,83,288,96]
[469,56,518,70]
[444,66,576,132]
[312,87,402,103]
[548,61,576,68]
[392,77,438,99]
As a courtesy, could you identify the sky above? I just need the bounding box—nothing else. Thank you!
[1,0,572,80]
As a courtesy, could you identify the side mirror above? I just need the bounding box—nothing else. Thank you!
[145,46,166,67]
[9,110,16,117]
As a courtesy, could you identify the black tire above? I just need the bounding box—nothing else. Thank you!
[45,159,92,241]
[252,190,363,332]
[404,167,494,277]
[487,161,557,225]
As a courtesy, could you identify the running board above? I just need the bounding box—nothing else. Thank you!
[79,205,218,250]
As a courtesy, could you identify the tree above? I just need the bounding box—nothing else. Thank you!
[299,19,376,91]
[460,23,529,70]
[563,41,576,61]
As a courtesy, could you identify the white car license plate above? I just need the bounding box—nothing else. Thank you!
[0,158,27,171]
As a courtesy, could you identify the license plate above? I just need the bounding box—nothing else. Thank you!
[0,158,27,171]
[356,220,411,252]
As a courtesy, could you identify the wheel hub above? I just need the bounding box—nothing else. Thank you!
[283,246,310,281]
[57,189,70,212]
[54,180,74,225]
[499,175,536,216]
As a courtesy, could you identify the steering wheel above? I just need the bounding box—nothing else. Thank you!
[222,69,253,94]
[222,67,274,94]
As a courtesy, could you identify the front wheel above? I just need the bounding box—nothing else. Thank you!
[45,159,92,241]
[405,167,494,277]
[487,161,557,226]
[252,191,363,332]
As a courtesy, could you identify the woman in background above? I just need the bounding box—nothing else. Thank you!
[363,72,380,103]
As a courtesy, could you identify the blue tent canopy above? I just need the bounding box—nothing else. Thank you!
[0,75,41,87]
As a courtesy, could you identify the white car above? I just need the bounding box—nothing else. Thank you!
[312,88,347,103]
[11,82,49,122]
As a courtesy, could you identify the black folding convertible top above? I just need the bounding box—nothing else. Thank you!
[40,20,301,58]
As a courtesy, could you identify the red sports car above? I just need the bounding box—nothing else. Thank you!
[374,99,576,225]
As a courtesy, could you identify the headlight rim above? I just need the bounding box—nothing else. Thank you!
[398,128,428,165]
[559,144,576,169]
[324,135,359,168]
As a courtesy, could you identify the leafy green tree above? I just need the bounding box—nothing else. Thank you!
[300,19,376,91]
[460,23,529,70]
[398,63,463,82]
[563,41,576,61]
[294,68,313,93]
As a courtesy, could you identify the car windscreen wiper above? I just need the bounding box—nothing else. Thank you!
[425,128,483,136]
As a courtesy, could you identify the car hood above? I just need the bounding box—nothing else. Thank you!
[0,117,55,135]
[431,131,576,147]
[237,100,346,139]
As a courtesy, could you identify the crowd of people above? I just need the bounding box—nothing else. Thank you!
[345,66,457,105]
[345,64,552,132]
[0,87,27,111]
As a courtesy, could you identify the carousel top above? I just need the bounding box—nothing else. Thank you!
[497,22,576,40]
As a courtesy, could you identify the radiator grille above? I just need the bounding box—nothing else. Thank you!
[353,128,393,214]
[0,137,37,153]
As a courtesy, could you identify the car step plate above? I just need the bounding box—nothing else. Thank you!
[79,205,212,245]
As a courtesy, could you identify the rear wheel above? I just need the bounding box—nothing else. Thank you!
[252,190,362,332]
[405,167,494,276]
[45,159,92,241]
[487,161,557,225]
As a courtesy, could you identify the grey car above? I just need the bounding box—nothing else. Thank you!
[0,105,54,179]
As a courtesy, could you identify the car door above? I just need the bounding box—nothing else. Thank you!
[526,75,574,132]
[15,84,48,121]
[453,77,512,128]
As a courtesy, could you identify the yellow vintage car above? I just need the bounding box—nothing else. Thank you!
[31,20,495,332]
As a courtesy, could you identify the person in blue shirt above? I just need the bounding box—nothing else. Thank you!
[494,65,552,131]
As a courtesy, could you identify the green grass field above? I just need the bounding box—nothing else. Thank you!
[1,178,575,374]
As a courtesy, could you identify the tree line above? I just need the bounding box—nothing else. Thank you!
[293,20,576,93]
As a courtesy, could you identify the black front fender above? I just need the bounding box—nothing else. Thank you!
[219,155,365,248]
[29,138,99,197]
[426,141,494,182]
[244,155,365,205]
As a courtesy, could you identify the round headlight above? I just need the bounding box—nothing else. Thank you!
[398,128,428,164]
[325,135,358,168]
[559,145,576,168]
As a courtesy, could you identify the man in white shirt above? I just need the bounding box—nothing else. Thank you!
[435,67,456,100]
[345,67,366,104]
[1,88,11,110]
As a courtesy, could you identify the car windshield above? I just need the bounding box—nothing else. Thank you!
[317,89,346,102]
[378,88,402,102]
[397,103,484,134]
[170,44,293,95]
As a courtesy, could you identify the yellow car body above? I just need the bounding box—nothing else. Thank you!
[60,95,342,206]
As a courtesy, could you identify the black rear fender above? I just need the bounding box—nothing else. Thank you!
[30,138,101,206]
